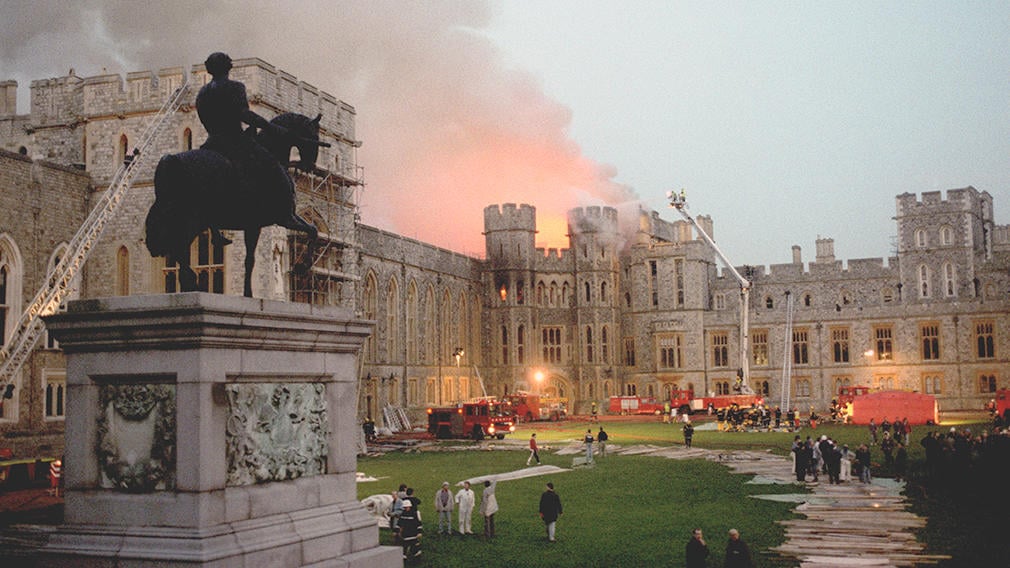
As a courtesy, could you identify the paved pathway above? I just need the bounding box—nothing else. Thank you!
[556,442,949,567]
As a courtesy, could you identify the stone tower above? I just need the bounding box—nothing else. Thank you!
[483,204,538,394]
[895,187,992,301]
[567,206,622,403]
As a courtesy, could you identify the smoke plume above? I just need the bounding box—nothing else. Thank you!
[1,1,635,256]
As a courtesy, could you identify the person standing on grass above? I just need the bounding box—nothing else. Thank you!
[538,482,563,542]
[686,527,709,568]
[397,499,422,559]
[455,481,475,535]
[869,418,878,445]
[683,420,695,448]
[723,528,753,568]
[591,401,599,422]
[527,433,541,466]
[894,441,908,481]
[597,427,609,457]
[434,481,454,535]
[480,479,498,538]
[583,429,595,462]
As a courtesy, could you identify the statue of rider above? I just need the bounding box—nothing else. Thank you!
[196,52,292,243]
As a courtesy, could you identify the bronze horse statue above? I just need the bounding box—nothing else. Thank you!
[145,113,328,297]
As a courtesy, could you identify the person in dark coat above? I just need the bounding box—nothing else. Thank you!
[683,421,695,448]
[794,436,810,482]
[397,499,423,559]
[686,527,709,567]
[538,482,563,542]
[723,528,753,568]
[894,441,908,481]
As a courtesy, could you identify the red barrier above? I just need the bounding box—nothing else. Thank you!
[850,390,938,425]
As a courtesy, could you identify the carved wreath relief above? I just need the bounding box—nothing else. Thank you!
[225,383,329,486]
[96,383,177,492]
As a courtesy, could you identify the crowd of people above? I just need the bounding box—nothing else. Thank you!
[918,423,1010,484]
[791,434,884,483]
[385,478,560,560]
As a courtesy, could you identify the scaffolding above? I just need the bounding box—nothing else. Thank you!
[289,159,364,310]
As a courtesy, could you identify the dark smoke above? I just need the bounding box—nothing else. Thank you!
[1,0,636,255]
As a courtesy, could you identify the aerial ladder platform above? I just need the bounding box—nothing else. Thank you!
[0,76,192,394]
[667,189,754,394]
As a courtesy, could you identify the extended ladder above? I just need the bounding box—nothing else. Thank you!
[778,291,795,411]
[0,76,192,389]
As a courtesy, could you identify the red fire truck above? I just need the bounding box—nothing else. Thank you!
[611,390,763,416]
[988,389,1010,422]
[427,399,516,440]
[504,391,567,422]
[686,391,764,414]
[838,385,871,406]
[608,396,665,415]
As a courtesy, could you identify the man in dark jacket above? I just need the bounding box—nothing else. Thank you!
[397,499,422,559]
[724,528,753,568]
[686,527,709,567]
[683,421,695,448]
[538,482,563,542]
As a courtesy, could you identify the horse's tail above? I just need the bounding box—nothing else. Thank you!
[145,154,186,257]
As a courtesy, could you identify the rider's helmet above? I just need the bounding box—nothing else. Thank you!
[204,52,233,77]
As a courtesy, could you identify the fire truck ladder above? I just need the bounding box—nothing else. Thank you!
[0,77,192,391]
[778,291,795,411]
[667,190,752,388]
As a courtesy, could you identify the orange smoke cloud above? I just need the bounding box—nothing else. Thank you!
[0,1,636,258]
[372,128,630,256]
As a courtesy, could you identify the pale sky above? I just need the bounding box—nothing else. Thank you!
[2,1,1007,266]
[484,1,1010,265]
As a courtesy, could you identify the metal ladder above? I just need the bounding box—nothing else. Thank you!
[0,76,192,389]
[382,404,411,433]
[778,291,795,411]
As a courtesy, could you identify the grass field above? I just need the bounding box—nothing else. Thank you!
[358,416,995,567]
[357,418,808,567]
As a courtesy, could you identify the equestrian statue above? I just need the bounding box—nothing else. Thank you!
[145,52,329,297]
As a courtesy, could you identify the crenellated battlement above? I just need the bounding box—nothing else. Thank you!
[533,246,573,271]
[567,205,618,235]
[484,203,537,232]
[10,57,357,144]
[895,187,985,216]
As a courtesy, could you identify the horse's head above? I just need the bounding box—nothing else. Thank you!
[270,113,330,172]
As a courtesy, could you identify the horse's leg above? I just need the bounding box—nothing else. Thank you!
[244,228,260,298]
[174,245,198,292]
[210,226,232,247]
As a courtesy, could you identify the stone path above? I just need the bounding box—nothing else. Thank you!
[556,442,949,567]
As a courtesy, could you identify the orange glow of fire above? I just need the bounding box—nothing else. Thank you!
[362,128,631,257]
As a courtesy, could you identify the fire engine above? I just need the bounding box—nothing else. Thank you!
[989,389,1010,422]
[426,399,516,440]
[611,390,764,416]
[504,391,567,422]
[608,396,665,415]
[686,392,764,413]
[838,385,871,406]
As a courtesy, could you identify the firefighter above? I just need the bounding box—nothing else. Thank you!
[397,499,422,558]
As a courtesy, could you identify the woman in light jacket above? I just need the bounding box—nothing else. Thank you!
[480,479,498,538]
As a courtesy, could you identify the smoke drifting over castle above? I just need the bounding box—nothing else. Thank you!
[0,1,635,257]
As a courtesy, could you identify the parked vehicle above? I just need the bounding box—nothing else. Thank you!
[504,391,567,422]
[688,392,764,414]
[608,396,665,415]
[426,399,516,440]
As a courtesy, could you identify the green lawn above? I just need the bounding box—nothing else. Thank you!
[359,417,994,566]
[358,420,801,567]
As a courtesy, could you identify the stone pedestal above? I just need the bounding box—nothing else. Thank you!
[42,293,400,567]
